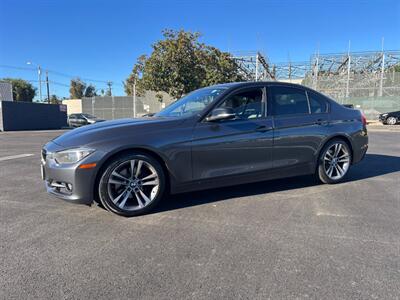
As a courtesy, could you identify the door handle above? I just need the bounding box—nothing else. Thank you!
[314,119,325,125]
[255,125,272,132]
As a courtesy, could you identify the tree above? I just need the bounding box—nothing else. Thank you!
[1,78,36,102]
[49,94,60,104]
[125,29,244,98]
[155,93,164,109]
[84,84,97,97]
[69,78,86,98]
[106,81,112,96]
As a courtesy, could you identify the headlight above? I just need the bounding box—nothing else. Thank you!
[381,113,388,116]
[52,148,94,165]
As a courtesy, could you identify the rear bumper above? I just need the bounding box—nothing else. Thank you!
[352,129,368,164]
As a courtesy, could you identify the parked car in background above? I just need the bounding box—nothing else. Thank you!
[379,110,400,125]
[42,82,368,217]
[343,104,354,109]
[68,113,105,127]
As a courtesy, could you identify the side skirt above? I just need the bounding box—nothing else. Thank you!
[171,163,315,194]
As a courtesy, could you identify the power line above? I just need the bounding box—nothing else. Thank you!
[46,69,111,84]
[0,63,124,86]
[0,64,36,71]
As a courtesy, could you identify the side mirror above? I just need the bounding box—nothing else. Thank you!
[205,107,236,122]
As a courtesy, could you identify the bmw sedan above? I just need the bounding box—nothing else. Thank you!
[68,113,105,128]
[41,82,368,217]
[379,110,400,125]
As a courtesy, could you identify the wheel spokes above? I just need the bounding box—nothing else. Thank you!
[112,189,128,204]
[108,178,128,185]
[327,165,334,177]
[130,160,136,178]
[135,160,143,177]
[142,178,159,186]
[138,190,151,205]
[133,192,144,208]
[118,190,131,209]
[107,159,160,211]
[141,172,157,181]
[336,164,344,176]
[337,155,350,163]
[333,143,342,157]
[324,143,350,180]
[111,171,130,182]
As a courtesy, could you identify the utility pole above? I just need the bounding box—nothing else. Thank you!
[38,66,42,102]
[46,70,50,104]
[27,61,42,101]
[255,53,259,81]
[313,43,320,90]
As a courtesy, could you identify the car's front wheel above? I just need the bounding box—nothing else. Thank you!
[386,116,397,125]
[98,153,165,217]
[317,139,352,184]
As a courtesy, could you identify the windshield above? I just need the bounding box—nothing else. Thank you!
[156,87,227,118]
[82,114,97,119]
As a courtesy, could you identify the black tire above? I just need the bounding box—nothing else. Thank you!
[98,152,165,217]
[317,139,352,184]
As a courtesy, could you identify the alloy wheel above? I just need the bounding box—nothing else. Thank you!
[387,117,397,125]
[106,159,160,211]
[323,143,350,180]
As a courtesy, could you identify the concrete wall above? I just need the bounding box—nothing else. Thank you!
[0,101,67,131]
[62,99,82,115]
[82,91,175,120]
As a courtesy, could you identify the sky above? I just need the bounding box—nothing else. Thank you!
[0,0,399,99]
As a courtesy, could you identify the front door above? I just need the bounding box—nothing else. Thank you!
[192,86,273,180]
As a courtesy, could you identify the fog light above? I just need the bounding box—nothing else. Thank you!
[49,181,73,194]
[66,183,73,191]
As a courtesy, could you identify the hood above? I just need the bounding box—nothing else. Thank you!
[53,117,184,148]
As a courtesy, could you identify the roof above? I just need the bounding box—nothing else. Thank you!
[209,81,306,89]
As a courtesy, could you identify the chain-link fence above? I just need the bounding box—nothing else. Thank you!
[82,91,174,120]
[233,50,400,120]
[302,70,400,119]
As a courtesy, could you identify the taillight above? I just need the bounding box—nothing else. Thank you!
[361,111,367,126]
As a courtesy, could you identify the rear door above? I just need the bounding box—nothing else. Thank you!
[268,85,329,170]
[192,86,274,180]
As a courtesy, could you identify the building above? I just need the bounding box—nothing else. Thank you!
[61,99,82,115]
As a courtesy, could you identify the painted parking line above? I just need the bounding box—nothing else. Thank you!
[0,154,34,162]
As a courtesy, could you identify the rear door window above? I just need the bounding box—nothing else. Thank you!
[307,91,328,114]
[270,86,309,116]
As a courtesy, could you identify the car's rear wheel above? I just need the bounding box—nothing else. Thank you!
[386,116,397,125]
[317,139,352,184]
[98,153,165,217]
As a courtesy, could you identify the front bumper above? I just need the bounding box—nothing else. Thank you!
[41,142,103,205]
[378,115,387,123]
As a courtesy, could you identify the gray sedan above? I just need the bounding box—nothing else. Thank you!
[41,82,368,217]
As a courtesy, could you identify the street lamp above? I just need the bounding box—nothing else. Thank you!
[27,61,42,102]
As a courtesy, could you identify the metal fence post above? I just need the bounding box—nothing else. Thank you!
[379,39,385,97]
[346,41,351,98]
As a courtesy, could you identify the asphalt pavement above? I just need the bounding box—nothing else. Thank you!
[0,129,399,299]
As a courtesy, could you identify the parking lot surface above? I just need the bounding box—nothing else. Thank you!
[1,129,399,299]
